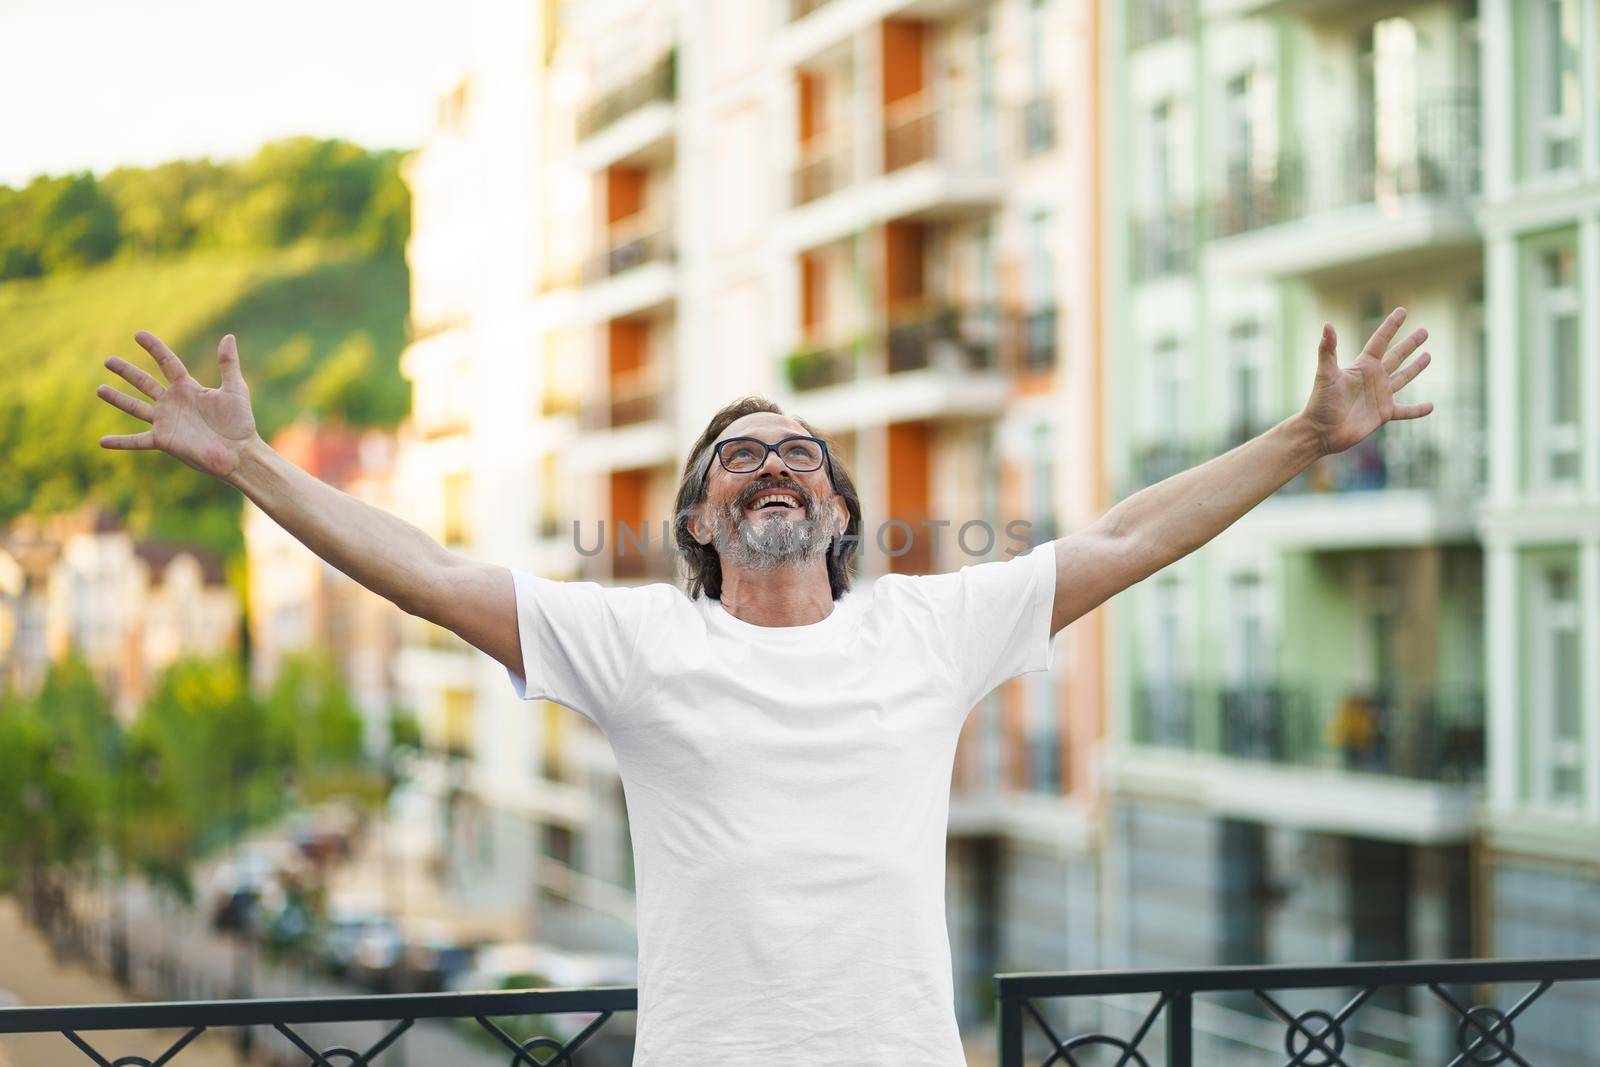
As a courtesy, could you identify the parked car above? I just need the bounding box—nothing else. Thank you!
[317,897,398,979]
[386,921,480,993]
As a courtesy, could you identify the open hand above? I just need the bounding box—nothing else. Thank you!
[97,331,260,481]
[1300,307,1434,456]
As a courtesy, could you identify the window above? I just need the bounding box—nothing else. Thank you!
[443,687,475,759]
[1027,210,1054,307]
[1226,320,1266,443]
[1527,0,1581,174]
[1032,422,1057,541]
[1030,673,1060,792]
[1531,560,1584,807]
[1358,17,1419,201]
[1222,70,1275,191]
[1150,336,1186,442]
[443,471,473,546]
[1225,572,1270,688]
[1530,243,1581,489]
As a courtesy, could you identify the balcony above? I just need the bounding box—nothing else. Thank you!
[998,958,1600,1067]
[791,128,853,207]
[575,219,676,323]
[581,365,669,432]
[1207,93,1481,278]
[780,306,1010,427]
[780,95,1010,251]
[1130,678,1485,784]
[583,224,674,286]
[1127,0,1191,48]
[1130,207,1197,281]
[576,50,676,144]
[1125,398,1483,547]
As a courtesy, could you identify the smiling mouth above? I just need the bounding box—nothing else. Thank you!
[744,489,805,513]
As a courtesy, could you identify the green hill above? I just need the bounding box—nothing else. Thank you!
[0,242,410,559]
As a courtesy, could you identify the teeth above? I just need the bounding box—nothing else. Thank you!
[750,492,800,510]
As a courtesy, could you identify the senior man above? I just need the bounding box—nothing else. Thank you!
[96,308,1431,1065]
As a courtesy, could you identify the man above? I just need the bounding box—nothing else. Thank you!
[95,309,1432,1065]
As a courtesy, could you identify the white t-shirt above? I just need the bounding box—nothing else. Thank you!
[505,543,1058,1066]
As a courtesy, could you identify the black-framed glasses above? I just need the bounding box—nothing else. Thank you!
[714,434,830,475]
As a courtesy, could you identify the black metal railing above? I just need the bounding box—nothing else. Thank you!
[1131,680,1486,783]
[998,957,1600,1067]
[1213,92,1480,239]
[0,986,636,1066]
[576,50,676,141]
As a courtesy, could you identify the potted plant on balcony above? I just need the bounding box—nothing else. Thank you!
[783,342,852,392]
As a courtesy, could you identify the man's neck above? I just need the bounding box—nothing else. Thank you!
[717,560,835,627]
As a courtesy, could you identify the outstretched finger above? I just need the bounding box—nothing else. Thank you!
[1390,400,1434,420]
[1361,306,1407,361]
[1317,323,1338,373]
[96,384,156,423]
[1382,327,1428,374]
[134,330,191,385]
[217,333,247,393]
[1390,351,1431,392]
[100,430,157,450]
[105,355,165,400]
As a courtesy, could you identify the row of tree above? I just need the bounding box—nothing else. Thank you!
[0,650,380,905]
[0,137,410,280]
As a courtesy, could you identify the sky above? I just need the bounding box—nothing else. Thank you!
[1,0,474,187]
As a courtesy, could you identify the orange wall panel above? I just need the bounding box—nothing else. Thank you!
[608,319,648,377]
[606,166,646,224]
[884,221,925,310]
[886,420,932,574]
[881,20,925,107]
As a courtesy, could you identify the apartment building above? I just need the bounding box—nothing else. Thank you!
[1103,0,1486,1059]
[397,0,1105,1036]
[242,419,406,755]
[1479,0,1600,1061]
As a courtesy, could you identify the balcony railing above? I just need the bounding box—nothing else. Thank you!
[12,956,1597,1067]
[0,987,635,1066]
[576,49,676,142]
[583,219,674,284]
[1126,397,1483,498]
[1131,679,1486,783]
[581,365,668,430]
[998,957,1600,1067]
[791,128,853,206]
[1127,0,1190,49]
[886,304,1000,374]
[883,93,1009,176]
[1213,93,1480,239]
[1130,207,1197,280]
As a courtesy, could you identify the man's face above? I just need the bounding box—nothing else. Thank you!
[692,412,847,571]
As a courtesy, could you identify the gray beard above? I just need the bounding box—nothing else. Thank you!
[710,493,837,571]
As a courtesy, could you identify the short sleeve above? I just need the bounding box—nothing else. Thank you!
[504,571,659,729]
[896,543,1058,709]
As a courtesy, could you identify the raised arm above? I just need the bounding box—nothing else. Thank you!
[96,331,522,677]
[1046,307,1433,636]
